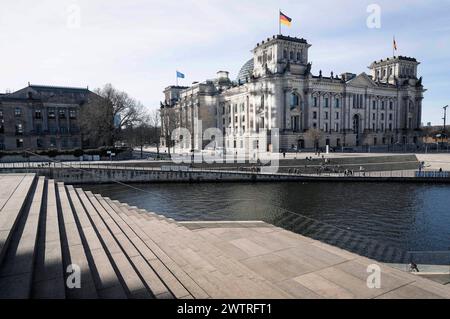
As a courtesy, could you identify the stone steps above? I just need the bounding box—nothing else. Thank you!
[0,176,44,298]
[122,204,291,299]
[0,175,36,267]
[32,179,66,298]
[56,182,98,299]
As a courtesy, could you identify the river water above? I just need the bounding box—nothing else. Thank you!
[82,182,450,262]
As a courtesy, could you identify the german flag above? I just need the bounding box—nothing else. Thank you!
[280,11,292,27]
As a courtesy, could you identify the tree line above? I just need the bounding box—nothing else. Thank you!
[80,83,161,157]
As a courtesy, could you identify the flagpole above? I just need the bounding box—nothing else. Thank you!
[279,9,281,35]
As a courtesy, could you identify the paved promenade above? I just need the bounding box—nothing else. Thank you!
[1,173,450,299]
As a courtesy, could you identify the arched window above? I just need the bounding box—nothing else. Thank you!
[290,93,299,109]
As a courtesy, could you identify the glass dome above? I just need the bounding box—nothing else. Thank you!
[236,59,254,84]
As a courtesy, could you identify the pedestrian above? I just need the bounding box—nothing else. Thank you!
[409,262,420,273]
[283,152,286,159]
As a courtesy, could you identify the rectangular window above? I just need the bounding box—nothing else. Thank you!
[325,98,329,108]
[335,99,340,108]
[16,138,24,148]
[389,101,393,110]
[324,123,329,132]
[313,111,317,119]
[69,109,77,119]
[15,123,23,135]
[336,112,339,120]
[48,108,56,119]
[15,108,22,117]
[381,114,385,121]
[372,101,376,110]
[35,109,42,119]
[372,113,376,121]
[325,112,328,120]
[335,123,339,132]
[59,109,66,119]
[389,114,393,121]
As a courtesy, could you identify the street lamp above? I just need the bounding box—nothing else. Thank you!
[443,105,448,146]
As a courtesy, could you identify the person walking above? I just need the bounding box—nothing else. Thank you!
[409,262,420,273]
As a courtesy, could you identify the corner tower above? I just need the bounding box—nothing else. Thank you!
[252,35,311,77]
[369,56,420,85]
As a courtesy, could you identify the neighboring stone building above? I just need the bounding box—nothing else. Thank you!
[161,34,426,153]
[0,84,94,151]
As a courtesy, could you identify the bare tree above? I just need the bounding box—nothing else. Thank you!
[80,83,145,148]
[149,109,161,157]
[306,128,323,151]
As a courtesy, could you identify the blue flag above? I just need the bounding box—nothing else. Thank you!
[176,71,185,79]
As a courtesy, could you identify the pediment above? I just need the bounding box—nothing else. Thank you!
[346,73,377,88]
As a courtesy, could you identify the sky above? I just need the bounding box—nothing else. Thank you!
[1,0,450,125]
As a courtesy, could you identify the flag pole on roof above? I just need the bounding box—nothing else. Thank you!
[393,36,398,58]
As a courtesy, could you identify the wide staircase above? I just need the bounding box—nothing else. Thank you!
[0,173,290,299]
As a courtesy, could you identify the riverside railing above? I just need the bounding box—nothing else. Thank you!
[1,160,450,180]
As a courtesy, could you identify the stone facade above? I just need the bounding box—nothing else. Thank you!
[0,84,94,151]
[161,35,425,153]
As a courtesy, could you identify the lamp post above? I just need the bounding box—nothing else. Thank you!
[443,105,448,138]
[443,105,448,146]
